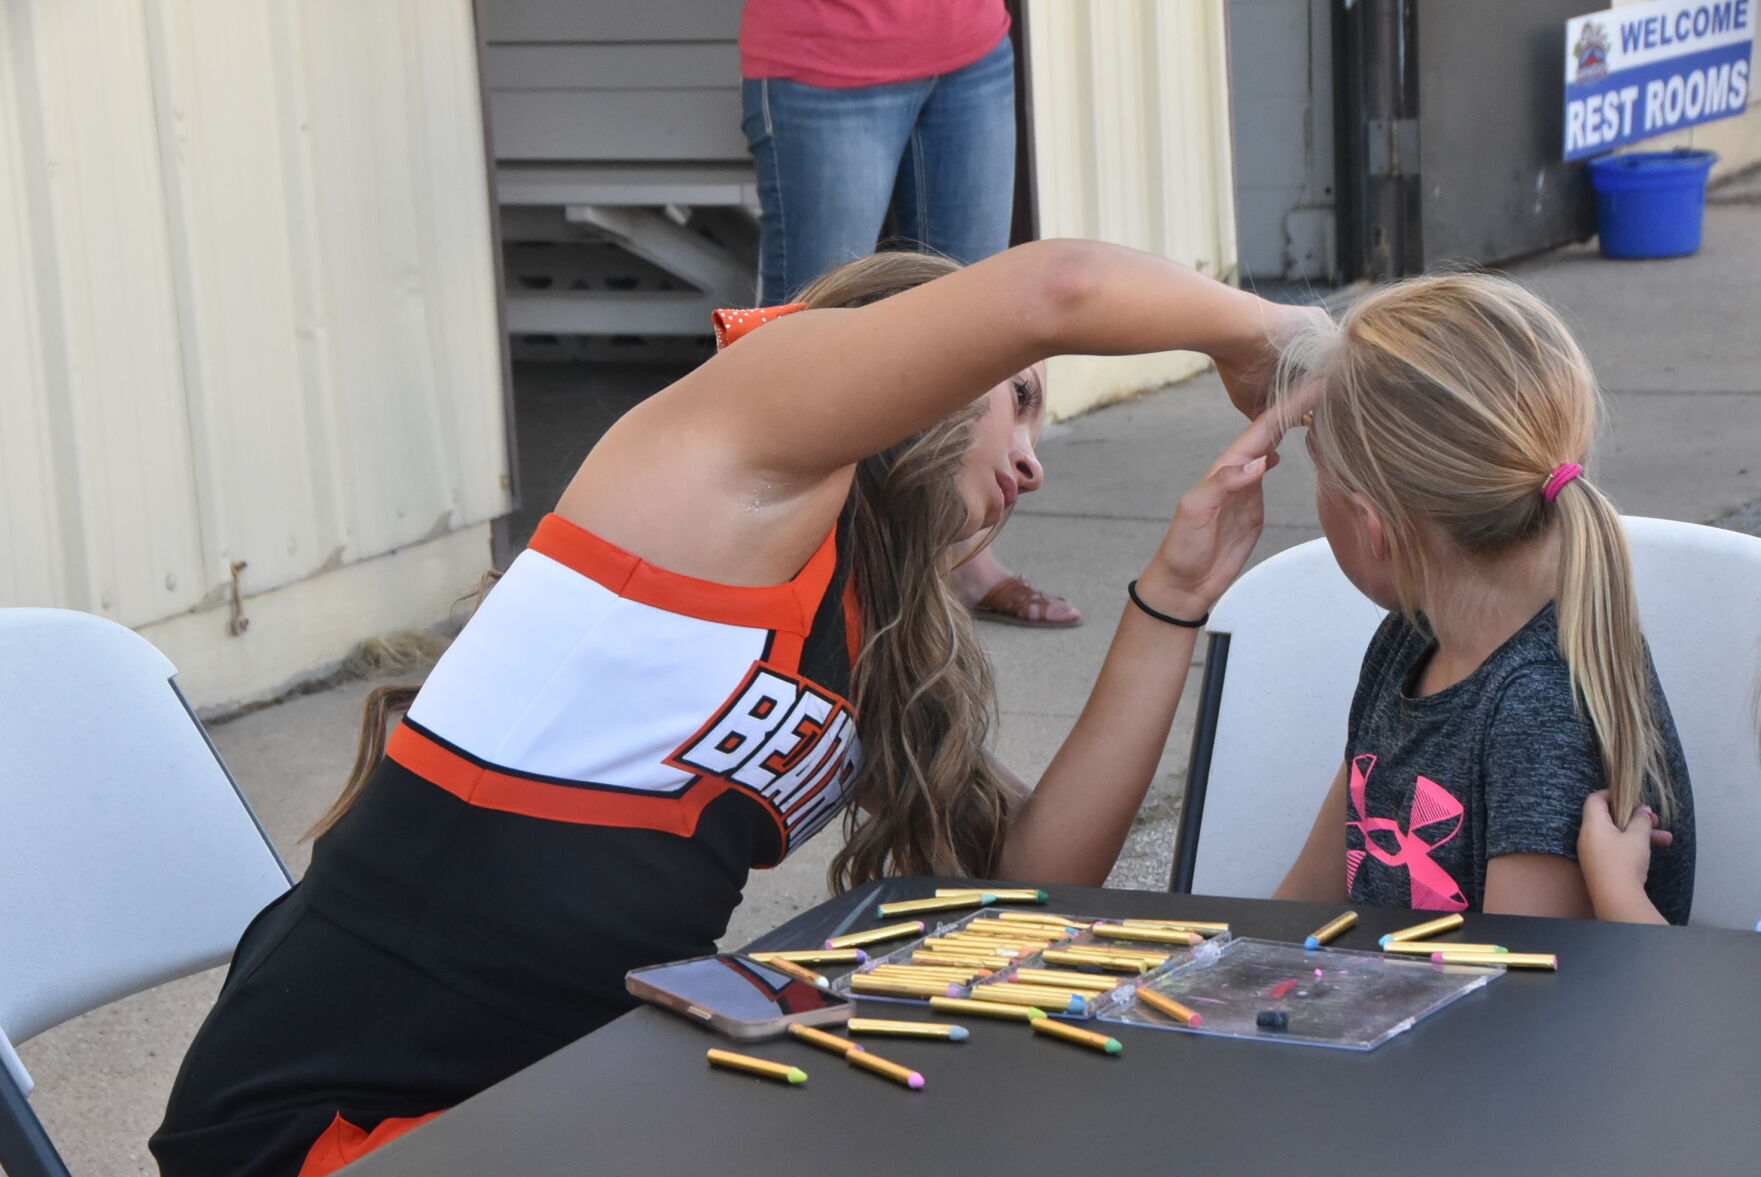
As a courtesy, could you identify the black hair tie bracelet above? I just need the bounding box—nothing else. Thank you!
[1126,580,1209,629]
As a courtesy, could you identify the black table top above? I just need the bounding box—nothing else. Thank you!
[339,879,1761,1177]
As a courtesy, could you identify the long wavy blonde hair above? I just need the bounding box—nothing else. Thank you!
[313,252,1020,886]
[1272,271,1676,827]
[793,252,1018,890]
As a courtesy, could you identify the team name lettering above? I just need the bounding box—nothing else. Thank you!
[671,663,859,848]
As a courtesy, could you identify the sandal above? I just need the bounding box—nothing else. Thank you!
[972,576,1082,629]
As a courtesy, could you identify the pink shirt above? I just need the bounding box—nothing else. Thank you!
[740,0,1011,88]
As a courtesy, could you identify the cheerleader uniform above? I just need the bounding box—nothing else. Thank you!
[152,511,863,1177]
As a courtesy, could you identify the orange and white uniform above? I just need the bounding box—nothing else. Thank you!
[153,513,863,1177]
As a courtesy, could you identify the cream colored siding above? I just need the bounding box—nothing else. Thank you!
[1026,0,1238,419]
[1,0,508,709]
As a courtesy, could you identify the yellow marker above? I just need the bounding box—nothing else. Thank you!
[1016,911,1092,925]
[826,920,925,949]
[707,1048,807,1085]
[1303,911,1358,949]
[937,932,1055,948]
[996,911,1090,927]
[1057,949,1169,966]
[1041,950,1157,973]
[911,952,1012,970]
[988,981,1098,1003]
[849,975,957,999]
[1134,987,1203,1026]
[870,962,980,974]
[1030,1018,1123,1055]
[1008,968,1123,992]
[931,995,1047,1022]
[876,894,994,918]
[923,937,1022,955]
[936,888,1049,904]
[1382,942,1507,956]
[1068,943,1169,958]
[847,1019,970,1041]
[1089,924,1203,946]
[970,985,1087,1014]
[1379,913,1466,945]
[949,924,1060,940]
[1433,951,1558,970]
[1120,918,1231,935]
[762,957,829,988]
[870,968,983,984]
[786,1023,863,1056]
[845,1048,926,1090]
[749,949,868,966]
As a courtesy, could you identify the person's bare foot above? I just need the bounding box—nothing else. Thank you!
[951,546,1081,628]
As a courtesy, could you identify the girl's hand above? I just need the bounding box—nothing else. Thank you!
[1214,300,1332,419]
[1134,408,1291,619]
[1578,789,1672,908]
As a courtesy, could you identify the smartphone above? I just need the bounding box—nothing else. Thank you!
[627,953,855,1041]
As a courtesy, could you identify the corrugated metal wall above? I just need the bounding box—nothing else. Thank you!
[1,0,508,698]
[1025,0,1238,419]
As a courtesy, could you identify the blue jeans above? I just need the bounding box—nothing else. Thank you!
[742,37,1017,305]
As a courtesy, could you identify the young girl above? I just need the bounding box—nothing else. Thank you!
[1273,272,1695,922]
[153,243,1313,1177]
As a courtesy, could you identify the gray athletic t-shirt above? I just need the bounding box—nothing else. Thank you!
[1344,603,1694,923]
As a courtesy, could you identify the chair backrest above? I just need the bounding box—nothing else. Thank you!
[1173,539,1384,901]
[1173,518,1761,932]
[1621,518,1761,930]
[0,609,291,1092]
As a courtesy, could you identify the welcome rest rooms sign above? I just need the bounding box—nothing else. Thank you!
[1565,0,1754,159]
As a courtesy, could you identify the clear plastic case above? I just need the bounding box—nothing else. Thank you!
[1092,937,1503,1051]
[833,910,1219,1020]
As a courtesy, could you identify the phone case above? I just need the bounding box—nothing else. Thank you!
[627,954,855,1041]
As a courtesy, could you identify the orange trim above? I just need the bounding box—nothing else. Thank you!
[767,630,805,674]
[842,575,863,667]
[388,725,730,837]
[529,514,839,635]
[712,302,808,349]
[297,1110,445,1177]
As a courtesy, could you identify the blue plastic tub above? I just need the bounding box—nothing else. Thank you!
[1588,149,1718,259]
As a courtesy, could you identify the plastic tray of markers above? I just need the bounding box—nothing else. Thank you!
[833,910,1212,1021]
[831,909,1092,1008]
[966,920,1218,1021]
[1090,937,1504,1051]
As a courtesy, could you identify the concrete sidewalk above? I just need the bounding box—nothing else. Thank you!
[19,183,1761,1176]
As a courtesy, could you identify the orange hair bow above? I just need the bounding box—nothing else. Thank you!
[712,302,808,350]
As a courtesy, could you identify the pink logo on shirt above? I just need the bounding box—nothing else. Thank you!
[1346,753,1468,912]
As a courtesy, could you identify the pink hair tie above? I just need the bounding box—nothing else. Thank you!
[1542,462,1584,502]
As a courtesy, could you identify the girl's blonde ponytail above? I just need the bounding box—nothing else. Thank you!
[1550,475,1674,824]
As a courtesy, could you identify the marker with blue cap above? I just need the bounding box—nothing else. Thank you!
[1303,910,1357,949]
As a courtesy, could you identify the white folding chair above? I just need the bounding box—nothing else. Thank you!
[0,609,292,1177]
[1168,518,1761,932]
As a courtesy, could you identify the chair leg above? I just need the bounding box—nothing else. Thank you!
[1168,633,1230,893]
[0,1073,74,1177]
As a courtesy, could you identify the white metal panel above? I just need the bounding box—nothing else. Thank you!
[10,0,210,625]
[0,7,71,612]
[1026,0,1238,419]
[0,0,509,644]
[149,0,333,596]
